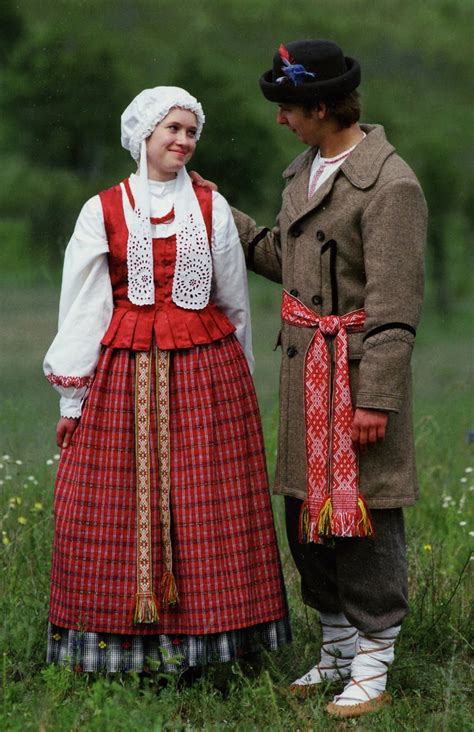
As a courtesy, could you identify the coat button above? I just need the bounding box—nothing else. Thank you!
[291,227,302,238]
[312,294,322,305]
[286,346,298,358]
[316,230,325,242]
[290,288,299,297]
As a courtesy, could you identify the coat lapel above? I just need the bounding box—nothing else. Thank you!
[281,125,395,227]
[298,174,338,220]
[282,148,314,221]
[284,156,339,225]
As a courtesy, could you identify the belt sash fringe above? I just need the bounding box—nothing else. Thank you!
[133,349,178,625]
[281,291,373,542]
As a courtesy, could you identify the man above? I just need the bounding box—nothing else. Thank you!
[196,39,427,718]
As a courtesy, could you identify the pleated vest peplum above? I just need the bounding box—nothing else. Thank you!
[99,179,235,351]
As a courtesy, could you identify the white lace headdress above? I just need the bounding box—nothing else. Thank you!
[121,86,211,308]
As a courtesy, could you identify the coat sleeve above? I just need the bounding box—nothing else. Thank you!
[43,196,113,418]
[231,207,283,284]
[210,193,254,372]
[356,176,427,412]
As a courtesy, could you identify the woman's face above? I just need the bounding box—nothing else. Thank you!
[146,108,198,181]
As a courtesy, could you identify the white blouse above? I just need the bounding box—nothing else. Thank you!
[44,176,254,418]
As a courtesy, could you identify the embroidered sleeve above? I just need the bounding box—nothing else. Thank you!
[363,323,416,350]
[210,192,254,373]
[43,195,113,417]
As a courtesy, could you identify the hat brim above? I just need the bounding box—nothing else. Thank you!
[259,56,360,104]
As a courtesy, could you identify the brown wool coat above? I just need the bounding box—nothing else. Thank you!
[233,124,427,508]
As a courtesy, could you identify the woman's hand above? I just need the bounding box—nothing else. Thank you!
[189,171,218,191]
[56,417,80,449]
[351,408,388,450]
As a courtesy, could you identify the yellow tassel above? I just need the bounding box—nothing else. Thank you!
[356,496,375,537]
[133,592,160,624]
[316,496,333,536]
[161,572,179,607]
[298,501,311,542]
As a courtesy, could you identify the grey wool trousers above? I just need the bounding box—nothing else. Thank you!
[285,497,409,633]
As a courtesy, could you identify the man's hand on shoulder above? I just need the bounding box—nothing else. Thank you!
[189,171,218,191]
[351,408,388,449]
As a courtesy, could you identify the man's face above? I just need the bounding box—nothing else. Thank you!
[276,104,323,146]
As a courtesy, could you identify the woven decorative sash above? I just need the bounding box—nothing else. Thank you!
[155,349,179,607]
[133,349,178,624]
[281,290,373,542]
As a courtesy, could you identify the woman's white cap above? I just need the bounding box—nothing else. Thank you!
[121,86,205,162]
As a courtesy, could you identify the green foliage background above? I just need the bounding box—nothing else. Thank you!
[0,0,473,308]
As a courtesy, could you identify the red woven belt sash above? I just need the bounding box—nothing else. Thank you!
[281,290,373,542]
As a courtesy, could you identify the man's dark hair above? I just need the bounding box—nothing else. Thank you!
[303,90,361,128]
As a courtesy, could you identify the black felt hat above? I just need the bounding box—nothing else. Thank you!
[259,39,361,104]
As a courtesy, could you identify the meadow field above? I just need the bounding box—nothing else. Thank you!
[0,277,472,731]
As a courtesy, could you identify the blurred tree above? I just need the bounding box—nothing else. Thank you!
[173,55,279,214]
[0,0,24,65]
[0,25,128,267]
[2,31,124,174]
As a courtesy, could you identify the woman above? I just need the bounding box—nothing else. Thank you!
[43,86,290,673]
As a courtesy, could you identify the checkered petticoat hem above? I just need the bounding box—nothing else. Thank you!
[47,618,292,673]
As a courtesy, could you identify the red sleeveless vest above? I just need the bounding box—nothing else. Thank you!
[99,179,235,351]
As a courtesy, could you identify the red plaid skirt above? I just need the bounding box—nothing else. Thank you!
[50,335,287,635]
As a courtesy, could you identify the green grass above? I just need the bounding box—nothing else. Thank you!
[0,279,473,731]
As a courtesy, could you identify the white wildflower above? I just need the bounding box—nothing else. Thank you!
[5,475,13,481]
[15,459,22,465]
[54,454,60,461]
[459,521,467,527]
[27,475,35,482]
[2,454,10,460]
[46,459,54,466]
[469,531,474,538]
[460,477,467,483]
[465,467,473,473]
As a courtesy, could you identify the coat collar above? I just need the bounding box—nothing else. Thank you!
[342,124,395,189]
[281,124,395,223]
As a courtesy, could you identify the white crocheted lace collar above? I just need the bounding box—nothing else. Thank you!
[126,142,212,308]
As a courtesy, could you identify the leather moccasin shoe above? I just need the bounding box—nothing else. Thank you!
[326,691,392,718]
[288,683,321,699]
[288,678,343,700]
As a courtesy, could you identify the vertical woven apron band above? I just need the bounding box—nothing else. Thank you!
[134,351,159,623]
[281,290,374,542]
[133,349,178,625]
[155,348,179,606]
